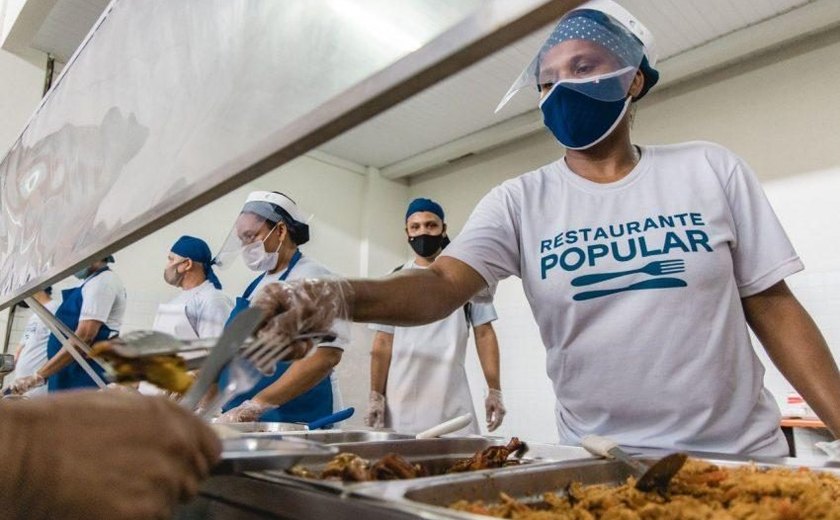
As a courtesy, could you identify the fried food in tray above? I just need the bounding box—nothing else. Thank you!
[448,437,528,473]
[450,458,840,519]
[289,453,428,482]
[288,438,528,483]
[90,341,195,394]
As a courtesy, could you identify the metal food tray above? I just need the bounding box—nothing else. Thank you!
[357,454,840,519]
[223,424,415,443]
[251,438,592,494]
[215,436,338,474]
[103,331,216,357]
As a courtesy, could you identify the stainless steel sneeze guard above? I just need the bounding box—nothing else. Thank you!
[0,0,583,309]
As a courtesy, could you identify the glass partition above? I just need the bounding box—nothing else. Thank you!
[0,0,580,308]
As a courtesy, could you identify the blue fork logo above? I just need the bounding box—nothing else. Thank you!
[571,260,687,301]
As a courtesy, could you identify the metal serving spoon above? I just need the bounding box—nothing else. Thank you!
[582,435,688,493]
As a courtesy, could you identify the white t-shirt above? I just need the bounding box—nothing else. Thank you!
[443,141,801,456]
[16,300,61,396]
[167,280,233,339]
[79,269,127,332]
[251,254,349,350]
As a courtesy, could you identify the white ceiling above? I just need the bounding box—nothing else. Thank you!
[19,0,837,178]
[30,0,110,62]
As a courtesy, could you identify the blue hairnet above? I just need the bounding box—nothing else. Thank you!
[537,9,658,99]
[171,235,222,289]
[406,198,445,222]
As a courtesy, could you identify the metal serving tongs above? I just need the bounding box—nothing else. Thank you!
[24,296,118,388]
[178,308,265,411]
[582,435,688,494]
[103,329,335,370]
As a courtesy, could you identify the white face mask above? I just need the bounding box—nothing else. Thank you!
[241,225,282,272]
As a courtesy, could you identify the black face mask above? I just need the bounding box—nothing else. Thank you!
[408,234,450,258]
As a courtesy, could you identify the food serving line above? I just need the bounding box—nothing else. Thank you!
[3,0,840,517]
[175,426,840,519]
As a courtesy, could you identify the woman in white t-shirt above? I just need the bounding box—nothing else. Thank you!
[248,0,840,456]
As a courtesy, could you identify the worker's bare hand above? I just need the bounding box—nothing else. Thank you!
[1,390,221,520]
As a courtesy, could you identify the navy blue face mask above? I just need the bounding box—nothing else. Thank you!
[539,81,631,150]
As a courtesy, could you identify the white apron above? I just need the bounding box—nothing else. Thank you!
[385,308,478,435]
[152,303,199,340]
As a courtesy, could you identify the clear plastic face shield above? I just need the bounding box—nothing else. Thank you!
[495,7,646,112]
[213,191,311,269]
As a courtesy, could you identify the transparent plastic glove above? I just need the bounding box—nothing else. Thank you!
[215,399,276,423]
[816,440,840,461]
[364,391,386,429]
[250,277,353,360]
[0,391,221,520]
[485,388,506,432]
[10,374,45,395]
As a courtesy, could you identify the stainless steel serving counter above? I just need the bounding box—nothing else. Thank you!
[176,432,840,520]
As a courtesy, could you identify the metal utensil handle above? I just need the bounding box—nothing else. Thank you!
[582,435,648,478]
[608,447,650,478]
[198,357,261,420]
[25,296,109,388]
[180,308,264,411]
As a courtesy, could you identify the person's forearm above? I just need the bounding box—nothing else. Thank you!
[370,334,393,395]
[38,349,74,379]
[254,348,341,406]
[744,282,840,437]
[38,320,102,379]
[350,257,485,326]
[474,324,501,390]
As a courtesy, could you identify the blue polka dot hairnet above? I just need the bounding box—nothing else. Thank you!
[537,10,640,72]
[496,6,655,111]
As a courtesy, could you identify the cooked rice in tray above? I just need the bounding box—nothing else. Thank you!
[450,459,840,519]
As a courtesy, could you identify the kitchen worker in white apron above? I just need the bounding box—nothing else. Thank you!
[10,287,58,397]
[11,256,127,393]
[248,0,840,456]
[365,198,505,435]
[213,191,346,423]
[154,235,232,340]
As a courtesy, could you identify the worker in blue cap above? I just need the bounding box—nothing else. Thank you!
[153,235,233,340]
[365,198,506,435]
[11,256,127,393]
